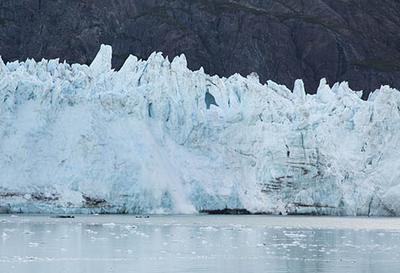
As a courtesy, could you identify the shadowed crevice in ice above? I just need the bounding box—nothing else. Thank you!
[205,91,219,109]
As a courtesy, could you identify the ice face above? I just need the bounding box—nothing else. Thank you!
[1,45,400,215]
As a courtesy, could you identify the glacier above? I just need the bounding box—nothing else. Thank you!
[1,44,400,216]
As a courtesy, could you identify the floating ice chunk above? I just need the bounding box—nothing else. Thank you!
[28,242,39,247]
[102,223,117,227]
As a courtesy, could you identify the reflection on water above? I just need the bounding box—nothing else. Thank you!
[1,215,400,273]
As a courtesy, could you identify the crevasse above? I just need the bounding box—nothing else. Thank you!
[1,45,400,215]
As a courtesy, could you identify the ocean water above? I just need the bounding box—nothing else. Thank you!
[1,215,400,273]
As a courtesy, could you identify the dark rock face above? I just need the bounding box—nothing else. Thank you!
[1,0,400,97]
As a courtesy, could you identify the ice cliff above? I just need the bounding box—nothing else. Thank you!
[1,45,400,216]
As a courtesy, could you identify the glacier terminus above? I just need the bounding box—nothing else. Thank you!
[1,45,400,216]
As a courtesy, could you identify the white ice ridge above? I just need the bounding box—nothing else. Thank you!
[1,44,400,215]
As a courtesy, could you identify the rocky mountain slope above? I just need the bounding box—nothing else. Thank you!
[1,0,400,98]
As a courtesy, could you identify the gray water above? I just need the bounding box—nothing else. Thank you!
[1,215,400,273]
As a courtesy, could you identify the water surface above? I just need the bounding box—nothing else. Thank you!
[1,215,400,273]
